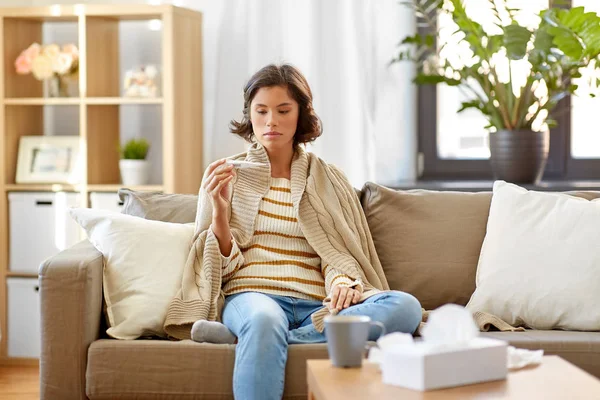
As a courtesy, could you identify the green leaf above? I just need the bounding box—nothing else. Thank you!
[533,26,554,54]
[414,74,462,86]
[425,34,435,47]
[120,138,150,160]
[504,24,532,60]
[486,35,504,54]
[399,34,422,46]
[392,0,600,132]
[548,25,584,59]
[457,100,485,113]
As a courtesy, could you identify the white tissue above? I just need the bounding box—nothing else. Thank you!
[367,332,413,365]
[421,304,480,349]
[507,346,544,369]
[368,303,543,372]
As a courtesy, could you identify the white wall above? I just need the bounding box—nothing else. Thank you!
[22,0,418,185]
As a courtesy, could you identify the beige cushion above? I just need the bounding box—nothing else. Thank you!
[69,208,194,339]
[118,188,198,223]
[481,330,600,378]
[361,182,492,310]
[86,339,329,400]
[86,332,600,400]
[467,181,600,331]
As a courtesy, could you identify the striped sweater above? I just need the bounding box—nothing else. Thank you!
[164,143,391,340]
[220,177,359,301]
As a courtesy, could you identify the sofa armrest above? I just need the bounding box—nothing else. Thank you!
[39,240,104,400]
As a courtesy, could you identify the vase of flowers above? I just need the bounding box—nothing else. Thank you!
[15,42,79,97]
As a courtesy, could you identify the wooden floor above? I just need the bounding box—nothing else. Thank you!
[0,366,39,400]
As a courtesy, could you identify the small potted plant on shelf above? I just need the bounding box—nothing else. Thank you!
[119,138,151,186]
[15,42,79,97]
[393,0,600,183]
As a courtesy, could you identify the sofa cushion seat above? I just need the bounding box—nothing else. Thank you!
[481,330,600,377]
[86,339,329,400]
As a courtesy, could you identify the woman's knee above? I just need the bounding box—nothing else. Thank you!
[239,305,288,341]
[223,292,288,340]
[384,291,423,333]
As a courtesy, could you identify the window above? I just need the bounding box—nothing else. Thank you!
[571,0,600,159]
[420,0,600,180]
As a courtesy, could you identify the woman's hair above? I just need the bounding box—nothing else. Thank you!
[230,64,322,145]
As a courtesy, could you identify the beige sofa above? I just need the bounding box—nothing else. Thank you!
[39,183,600,400]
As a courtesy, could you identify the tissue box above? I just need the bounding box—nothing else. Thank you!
[381,337,507,391]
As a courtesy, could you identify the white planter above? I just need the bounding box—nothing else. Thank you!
[119,159,150,186]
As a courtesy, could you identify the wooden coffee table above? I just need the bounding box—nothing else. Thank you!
[307,356,600,399]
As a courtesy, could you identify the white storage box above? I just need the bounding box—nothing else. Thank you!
[90,192,124,213]
[7,277,41,358]
[381,337,508,391]
[9,192,82,274]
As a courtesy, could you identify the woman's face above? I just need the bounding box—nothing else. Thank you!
[250,85,299,153]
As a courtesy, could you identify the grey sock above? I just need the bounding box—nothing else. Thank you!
[191,320,236,344]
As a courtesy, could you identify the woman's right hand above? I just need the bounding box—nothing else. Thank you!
[202,159,235,216]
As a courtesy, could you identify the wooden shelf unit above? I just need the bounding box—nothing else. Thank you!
[0,4,204,365]
[4,97,164,105]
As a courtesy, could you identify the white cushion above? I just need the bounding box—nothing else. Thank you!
[69,208,194,339]
[466,181,600,331]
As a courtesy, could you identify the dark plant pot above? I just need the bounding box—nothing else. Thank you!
[489,130,549,184]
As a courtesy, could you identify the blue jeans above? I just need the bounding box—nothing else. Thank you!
[222,290,422,400]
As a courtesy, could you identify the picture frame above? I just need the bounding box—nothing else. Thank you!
[16,136,84,184]
[123,64,160,98]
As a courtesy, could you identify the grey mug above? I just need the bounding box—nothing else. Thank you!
[324,315,386,368]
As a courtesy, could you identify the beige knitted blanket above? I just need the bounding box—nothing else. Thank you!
[419,309,525,334]
[163,143,390,340]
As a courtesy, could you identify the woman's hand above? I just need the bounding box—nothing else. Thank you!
[202,159,236,216]
[329,284,362,312]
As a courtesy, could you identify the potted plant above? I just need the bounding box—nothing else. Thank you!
[119,138,151,186]
[394,0,600,183]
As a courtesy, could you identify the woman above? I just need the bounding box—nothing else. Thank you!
[189,64,421,400]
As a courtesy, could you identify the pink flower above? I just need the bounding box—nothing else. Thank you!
[15,43,41,75]
[22,43,41,59]
[62,44,79,61]
[15,54,32,74]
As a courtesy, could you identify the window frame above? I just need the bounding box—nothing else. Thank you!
[417,0,600,181]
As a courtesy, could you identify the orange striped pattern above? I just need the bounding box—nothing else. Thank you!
[262,197,293,207]
[228,275,325,286]
[243,259,321,272]
[270,186,291,193]
[254,230,306,240]
[229,251,241,263]
[228,285,325,301]
[222,263,242,280]
[222,177,331,302]
[240,243,319,258]
[331,274,352,286]
[258,210,297,222]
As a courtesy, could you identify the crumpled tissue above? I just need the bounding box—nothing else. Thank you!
[507,346,544,369]
[368,304,543,370]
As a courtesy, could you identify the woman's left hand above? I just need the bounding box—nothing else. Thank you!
[329,284,362,311]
